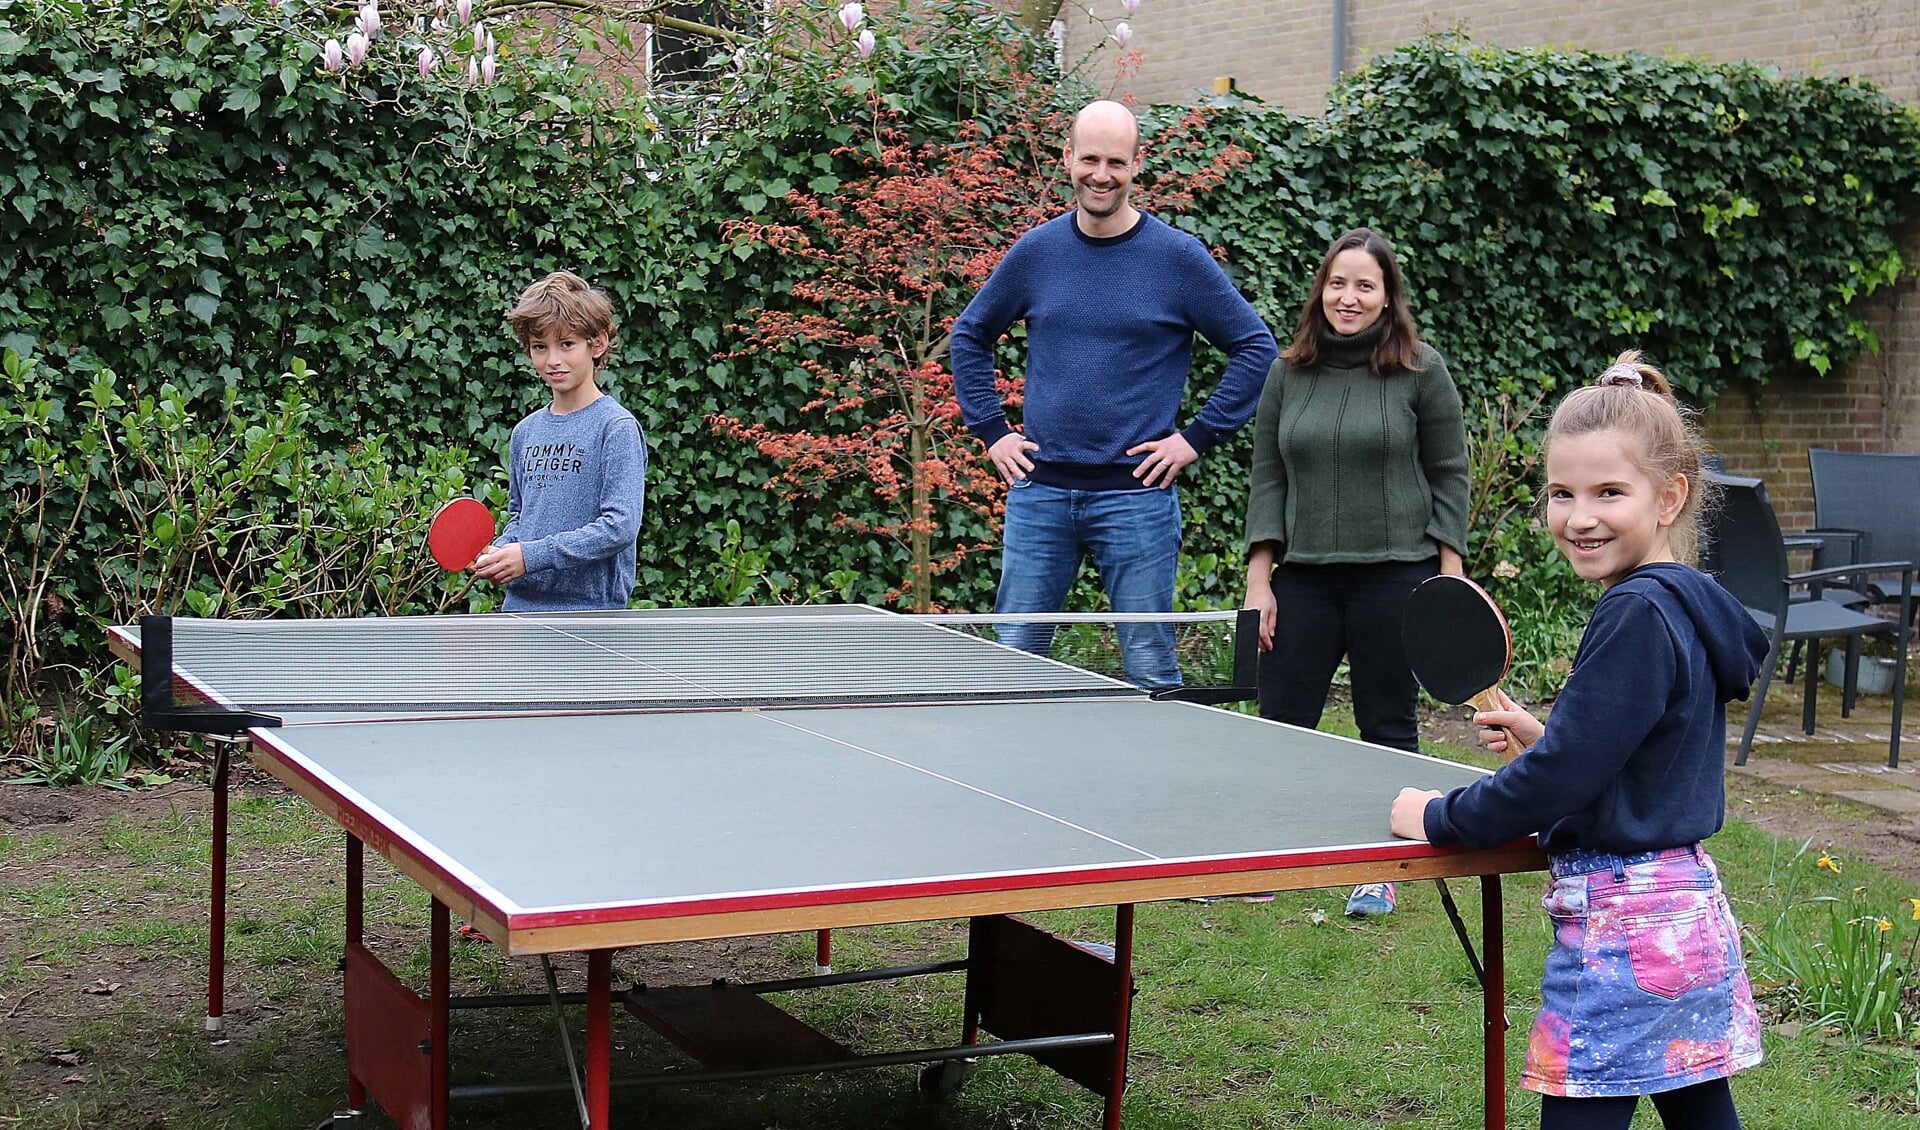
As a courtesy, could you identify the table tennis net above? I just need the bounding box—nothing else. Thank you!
[132,610,1251,726]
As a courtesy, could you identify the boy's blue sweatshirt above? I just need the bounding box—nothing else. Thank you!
[950,211,1277,491]
[1425,563,1769,855]
[493,395,647,612]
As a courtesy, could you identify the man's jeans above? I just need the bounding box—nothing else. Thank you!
[993,479,1183,690]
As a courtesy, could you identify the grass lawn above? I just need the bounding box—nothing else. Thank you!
[2,723,1916,1129]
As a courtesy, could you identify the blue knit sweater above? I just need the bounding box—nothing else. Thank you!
[950,211,1277,490]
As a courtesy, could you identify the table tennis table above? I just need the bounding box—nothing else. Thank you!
[111,605,1546,1130]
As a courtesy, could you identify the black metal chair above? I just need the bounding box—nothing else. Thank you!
[1809,448,1920,627]
[1703,471,1912,768]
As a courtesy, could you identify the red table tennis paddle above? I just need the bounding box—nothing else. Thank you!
[428,497,496,571]
[1402,574,1524,762]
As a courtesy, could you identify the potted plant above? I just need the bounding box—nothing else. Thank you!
[1821,634,1912,697]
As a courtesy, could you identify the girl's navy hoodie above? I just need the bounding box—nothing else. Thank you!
[1424,562,1770,855]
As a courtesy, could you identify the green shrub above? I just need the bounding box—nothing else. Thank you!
[4,3,1920,747]
[1744,841,1920,1044]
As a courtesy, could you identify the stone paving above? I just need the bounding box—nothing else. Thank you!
[1728,697,1920,825]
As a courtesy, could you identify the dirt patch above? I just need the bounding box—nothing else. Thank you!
[0,766,854,1126]
[0,784,86,829]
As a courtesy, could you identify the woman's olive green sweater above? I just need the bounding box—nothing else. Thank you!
[1244,321,1470,564]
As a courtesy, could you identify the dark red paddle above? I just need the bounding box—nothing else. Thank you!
[1402,574,1524,761]
[428,497,496,572]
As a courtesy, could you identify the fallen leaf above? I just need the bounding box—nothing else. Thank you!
[63,1073,86,1083]
[44,1049,82,1067]
[84,979,119,995]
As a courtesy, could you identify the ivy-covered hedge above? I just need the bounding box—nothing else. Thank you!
[1164,38,1920,666]
[4,2,1920,702]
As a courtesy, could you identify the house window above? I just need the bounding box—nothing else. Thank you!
[648,1,755,89]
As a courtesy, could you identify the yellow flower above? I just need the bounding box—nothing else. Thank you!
[1816,852,1841,873]
[1910,898,1920,921]
[1878,918,1893,933]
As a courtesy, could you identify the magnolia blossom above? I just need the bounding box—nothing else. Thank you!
[1110,21,1131,48]
[481,52,497,85]
[345,30,370,67]
[357,2,381,37]
[456,0,472,26]
[467,56,480,84]
[837,2,863,33]
[322,37,344,71]
[1120,0,1139,14]
[417,47,436,77]
[484,28,496,55]
[856,28,875,59]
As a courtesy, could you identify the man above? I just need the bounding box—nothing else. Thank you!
[950,100,1277,689]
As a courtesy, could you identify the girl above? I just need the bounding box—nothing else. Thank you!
[1388,352,1769,1129]
[1244,227,1472,917]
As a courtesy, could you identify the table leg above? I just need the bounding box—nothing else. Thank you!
[346,834,365,1111]
[1481,876,1506,1130]
[431,900,450,1130]
[587,950,613,1129]
[815,928,833,975]
[206,744,230,1032]
[1102,903,1136,1130]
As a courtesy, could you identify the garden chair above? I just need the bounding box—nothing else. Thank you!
[1796,448,1920,697]
[1808,448,1920,629]
[1696,455,1863,623]
[1702,471,1912,769]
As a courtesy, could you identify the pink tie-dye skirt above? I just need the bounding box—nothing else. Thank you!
[1523,844,1764,1098]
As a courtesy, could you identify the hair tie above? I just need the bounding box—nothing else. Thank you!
[1597,362,1644,388]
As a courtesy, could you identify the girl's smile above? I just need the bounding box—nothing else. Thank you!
[1545,430,1689,587]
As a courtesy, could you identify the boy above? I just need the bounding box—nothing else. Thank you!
[470,270,647,611]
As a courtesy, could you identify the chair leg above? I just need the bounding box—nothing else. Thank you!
[1736,635,1783,766]
[1892,591,1912,770]
[1802,639,1820,736]
[1784,640,1803,684]
[1892,649,1908,770]
[1841,637,1860,717]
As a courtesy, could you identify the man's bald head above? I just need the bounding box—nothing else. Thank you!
[1068,99,1141,156]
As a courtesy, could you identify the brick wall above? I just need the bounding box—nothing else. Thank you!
[1070,0,1920,114]
[1064,0,1920,527]
[1703,228,1919,528]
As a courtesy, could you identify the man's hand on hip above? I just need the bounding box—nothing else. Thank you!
[988,432,1041,483]
[1127,433,1198,489]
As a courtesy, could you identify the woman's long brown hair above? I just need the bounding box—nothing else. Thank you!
[1280,227,1424,375]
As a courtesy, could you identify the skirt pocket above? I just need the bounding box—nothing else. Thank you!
[1622,905,1726,1000]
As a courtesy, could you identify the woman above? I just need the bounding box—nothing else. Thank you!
[1243,227,1471,917]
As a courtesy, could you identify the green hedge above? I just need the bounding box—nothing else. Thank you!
[4,2,1919,703]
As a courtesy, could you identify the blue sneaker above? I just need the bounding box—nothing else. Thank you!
[1344,882,1397,917]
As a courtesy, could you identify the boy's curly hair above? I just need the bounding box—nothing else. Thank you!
[506,270,617,359]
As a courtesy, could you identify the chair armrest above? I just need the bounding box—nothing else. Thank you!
[1792,561,1917,605]
[1787,528,1865,569]
[1793,560,1913,583]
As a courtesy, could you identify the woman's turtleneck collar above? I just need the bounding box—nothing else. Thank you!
[1315,317,1387,371]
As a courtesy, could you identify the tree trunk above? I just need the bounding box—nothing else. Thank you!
[910,415,932,613]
